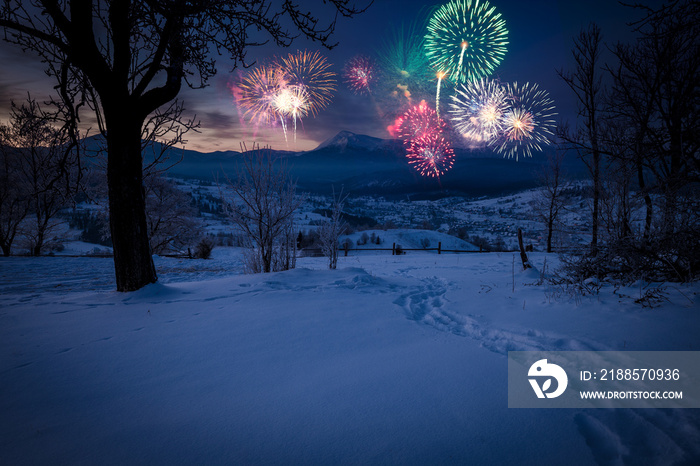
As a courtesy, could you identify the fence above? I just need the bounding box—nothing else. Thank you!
[301,242,484,257]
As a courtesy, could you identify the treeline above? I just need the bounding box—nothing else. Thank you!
[551,1,699,282]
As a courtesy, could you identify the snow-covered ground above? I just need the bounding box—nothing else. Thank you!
[341,228,479,251]
[1,250,699,465]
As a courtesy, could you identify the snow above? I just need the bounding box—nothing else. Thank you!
[314,130,386,152]
[1,250,699,464]
[343,228,479,252]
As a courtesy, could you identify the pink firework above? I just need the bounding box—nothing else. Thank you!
[343,55,376,94]
[391,100,447,144]
[406,133,455,178]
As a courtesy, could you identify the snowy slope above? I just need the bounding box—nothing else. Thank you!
[342,228,479,251]
[1,252,699,465]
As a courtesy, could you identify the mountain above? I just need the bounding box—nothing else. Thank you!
[315,130,389,152]
[82,131,588,199]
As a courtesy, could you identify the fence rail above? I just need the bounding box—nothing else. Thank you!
[302,242,484,257]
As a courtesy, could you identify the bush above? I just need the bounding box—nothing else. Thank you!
[357,232,369,246]
[194,236,215,259]
[560,234,700,284]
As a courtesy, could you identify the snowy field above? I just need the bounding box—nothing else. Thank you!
[2,250,700,465]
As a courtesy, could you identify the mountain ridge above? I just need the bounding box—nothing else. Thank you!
[79,131,587,198]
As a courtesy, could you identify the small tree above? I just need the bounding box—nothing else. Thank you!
[534,150,569,253]
[0,126,29,256]
[144,173,202,255]
[220,148,303,273]
[557,23,607,256]
[0,97,80,255]
[317,190,348,270]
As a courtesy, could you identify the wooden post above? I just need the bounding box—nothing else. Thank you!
[344,242,349,256]
[517,228,532,269]
[438,242,442,254]
[392,243,396,255]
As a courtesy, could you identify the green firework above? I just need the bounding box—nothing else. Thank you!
[424,0,508,83]
[375,21,435,110]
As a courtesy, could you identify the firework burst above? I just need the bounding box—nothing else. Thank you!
[343,55,377,94]
[237,65,286,126]
[272,86,310,143]
[375,21,435,111]
[276,50,336,116]
[449,78,508,142]
[491,82,556,159]
[406,133,456,178]
[390,100,447,143]
[424,0,508,83]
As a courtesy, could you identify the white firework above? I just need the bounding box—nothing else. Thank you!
[449,78,508,142]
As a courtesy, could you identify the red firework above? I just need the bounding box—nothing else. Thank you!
[343,55,376,94]
[391,100,447,144]
[406,133,455,178]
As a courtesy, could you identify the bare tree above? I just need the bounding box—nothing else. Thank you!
[0,127,30,256]
[556,2,700,282]
[317,189,348,270]
[0,0,370,290]
[598,151,638,243]
[534,151,569,253]
[557,23,606,256]
[220,148,304,274]
[0,97,80,255]
[144,173,201,255]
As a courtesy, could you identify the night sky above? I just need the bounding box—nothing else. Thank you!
[0,0,647,153]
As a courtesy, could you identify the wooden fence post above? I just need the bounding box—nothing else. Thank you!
[392,243,396,255]
[438,242,441,254]
[517,228,532,269]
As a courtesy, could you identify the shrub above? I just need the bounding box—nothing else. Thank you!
[194,236,215,259]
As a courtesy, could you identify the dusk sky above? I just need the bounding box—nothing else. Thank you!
[0,0,648,153]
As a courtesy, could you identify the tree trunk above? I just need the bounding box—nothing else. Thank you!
[638,159,652,245]
[546,218,554,253]
[106,120,157,291]
[517,228,532,270]
[591,150,600,256]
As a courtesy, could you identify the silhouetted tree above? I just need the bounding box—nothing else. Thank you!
[318,189,348,269]
[534,150,569,253]
[220,148,303,274]
[557,23,606,256]
[0,97,80,255]
[144,173,201,255]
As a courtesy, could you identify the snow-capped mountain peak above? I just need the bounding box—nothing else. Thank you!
[314,130,386,152]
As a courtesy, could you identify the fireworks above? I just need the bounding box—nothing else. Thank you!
[237,65,285,126]
[389,100,455,178]
[391,100,447,142]
[492,82,556,160]
[424,0,508,83]
[435,70,447,119]
[448,79,556,159]
[272,86,310,143]
[234,50,335,145]
[406,133,456,178]
[449,78,508,142]
[276,50,336,116]
[343,55,377,94]
[375,22,435,109]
